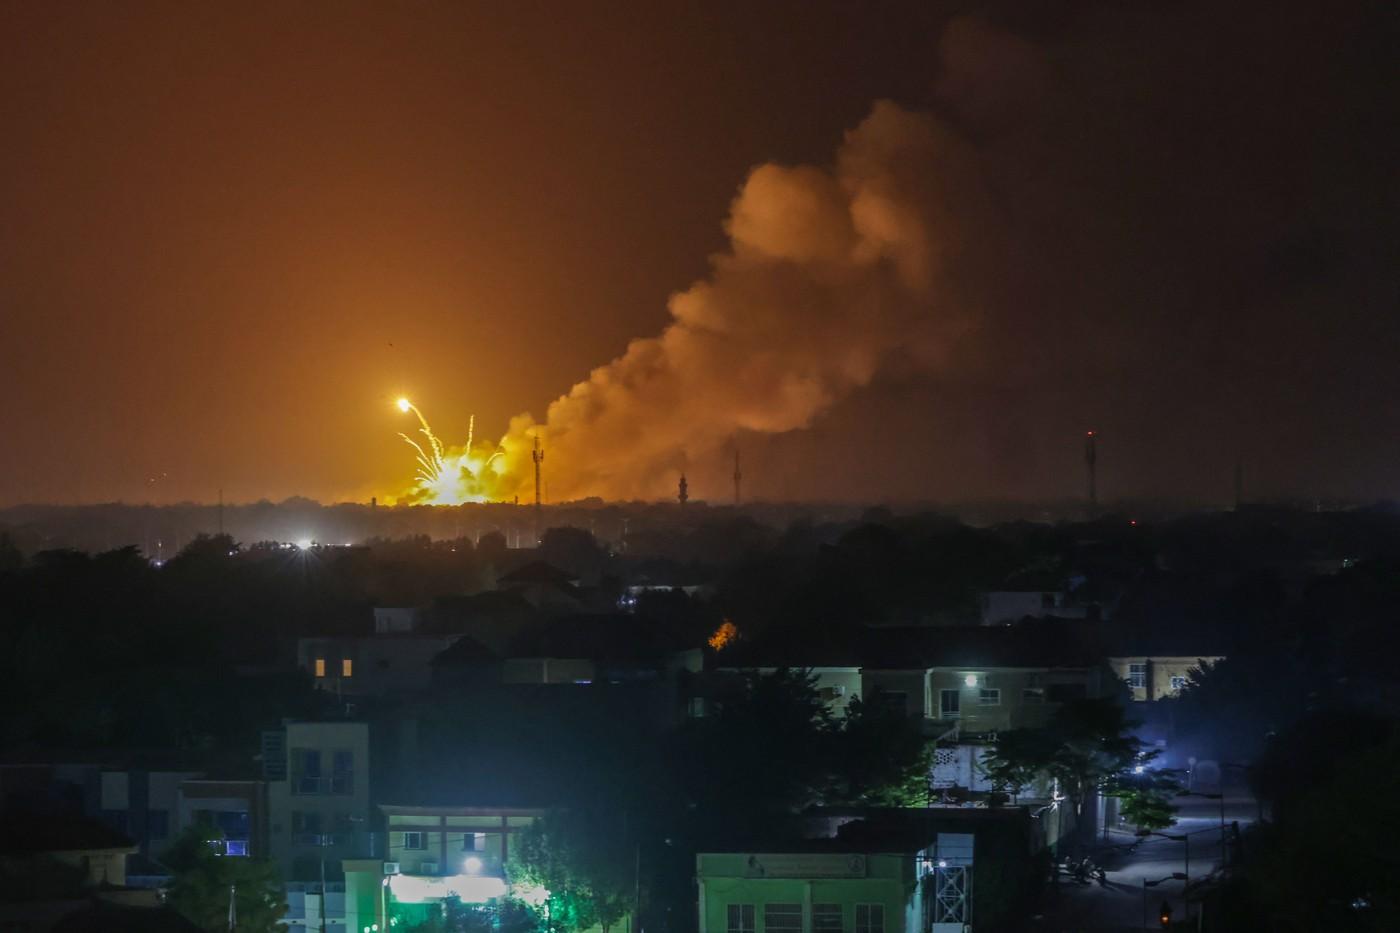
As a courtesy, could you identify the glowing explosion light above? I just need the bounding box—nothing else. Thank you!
[395,398,509,505]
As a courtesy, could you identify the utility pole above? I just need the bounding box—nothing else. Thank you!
[532,435,544,545]
[678,473,688,507]
[1085,431,1098,511]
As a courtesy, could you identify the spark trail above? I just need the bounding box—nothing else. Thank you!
[395,398,507,504]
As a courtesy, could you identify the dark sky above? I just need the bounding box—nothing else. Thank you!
[1,1,1395,506]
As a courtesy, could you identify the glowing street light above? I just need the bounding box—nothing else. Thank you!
[396,397,412,413]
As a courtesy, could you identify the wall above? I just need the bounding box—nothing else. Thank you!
[697,852,918,933]
[268,721,371,880]
[1108,656,1223,702]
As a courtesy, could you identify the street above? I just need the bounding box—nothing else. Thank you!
[1031,792,1259,931]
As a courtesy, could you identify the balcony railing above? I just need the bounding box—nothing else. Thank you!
[292,833,344,847]
[291,774,355,796]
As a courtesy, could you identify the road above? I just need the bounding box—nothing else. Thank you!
[1030,793,1260,932]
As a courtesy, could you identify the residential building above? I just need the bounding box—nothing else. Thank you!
[1108,655,1224,702]
[266,720,372,881]
[176,779,268,858]
[297,635,461,697]
[341,805,543,932]
[374,607,423,634]
[697,841,955,933]
[0,759,199,860]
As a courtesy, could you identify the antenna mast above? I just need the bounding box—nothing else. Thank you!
[733,446,742,505]
[1085,431,1098,511]
[532,435,544,545]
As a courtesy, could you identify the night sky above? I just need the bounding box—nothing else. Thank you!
[1,1,1395,506]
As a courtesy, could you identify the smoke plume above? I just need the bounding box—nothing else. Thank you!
[495,100,984,501]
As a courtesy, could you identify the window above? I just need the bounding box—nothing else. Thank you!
[855,905,884,933]
[764,904,802,933]
[726,905,755,933]
[813,904,843,933]
[146,809,170,840]
[292,748,322,794]
[224,839,249,857]
[402,831,426,850]
[1128,663,1147,690]
[939,689,961,718]
[341,658,353,677]
[463,832,486,852]
[878,691,908,716]
[1022,687,1045,703]
[314,658,326,678]
[978,688,1001,706]
[1169,675,1188,692]
[1047,683,1087,702]
[331,749,354,794]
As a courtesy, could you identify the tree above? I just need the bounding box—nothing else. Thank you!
[162,822,286,933]
[668,668,836,832]
[512,809,632,933]
[983,698,1166,831]
[826,693,933,806]
[1105,768,1180,830]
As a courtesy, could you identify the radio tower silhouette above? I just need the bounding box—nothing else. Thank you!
[532,435,544,545]
[733,446,742,505]
[1085,431,1098,510]
[678,473,689,506]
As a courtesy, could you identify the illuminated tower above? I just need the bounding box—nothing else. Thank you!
[532,435,544,544]
[678,473,689,506]
[733,446,742,505]
[1085,431,1097,509]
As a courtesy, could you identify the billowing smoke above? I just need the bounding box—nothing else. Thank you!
[495,100,985,501]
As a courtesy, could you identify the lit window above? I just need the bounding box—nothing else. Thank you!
[813,904,842,933]
[726,905,755,933]
[764,904,802,933]
[314,658,326,678]
[341,658,353,677]
[403,831,426,850]
[1170,675,1188,692]
[978,688,1001,706]
[224,839,249,857]
[1128,663,1147,690]
[855,904,884,933]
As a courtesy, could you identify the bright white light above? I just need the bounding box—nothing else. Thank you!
[397,397,412,412]
[296,538,313,550]
[937,859,948,869]
[1134,764,1145,774]
[464,856,483,874]
[388,873,507,904]
[964,674,978,688]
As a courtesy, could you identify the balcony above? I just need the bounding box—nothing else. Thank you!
[291,774,355,796]
[292,833,344,847]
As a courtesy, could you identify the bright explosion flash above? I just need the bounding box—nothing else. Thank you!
[396,399,511,505]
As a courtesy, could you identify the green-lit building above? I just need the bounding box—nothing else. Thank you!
[697,835,974,933]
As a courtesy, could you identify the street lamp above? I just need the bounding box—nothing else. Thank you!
[1176,790,1226,864]
[1137,829,1207,924]
[1143,873,1187,930]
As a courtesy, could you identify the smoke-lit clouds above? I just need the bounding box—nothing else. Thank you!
[497,101,985,500]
